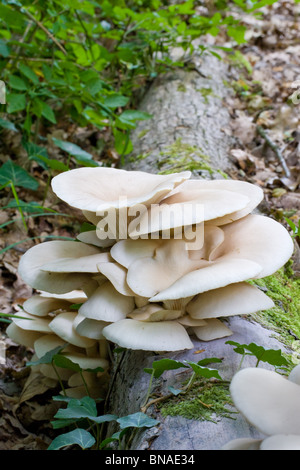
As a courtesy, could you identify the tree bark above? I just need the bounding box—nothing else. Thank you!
[105,53,292,450]
[123,52,237,176]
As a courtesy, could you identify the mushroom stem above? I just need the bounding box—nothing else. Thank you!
[85,343,98,357]
[99,339,109,359]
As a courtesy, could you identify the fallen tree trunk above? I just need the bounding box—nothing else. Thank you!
[104,52,293,451]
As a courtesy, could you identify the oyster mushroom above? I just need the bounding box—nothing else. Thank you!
[18,240,107,294]
[128,182,254,238]
[149,214,293,302]
[102,318,194,351]
[222,364,300,450]
[51,167,191,212]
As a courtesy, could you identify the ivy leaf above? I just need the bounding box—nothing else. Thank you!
[168,386,182,396]
[226,341,289,367]
[144,358,188,379]
[117,412,159,430]
[186,361,222,380]
[26,345,67,366]
[0,160,38,190]
[47,428,96,450]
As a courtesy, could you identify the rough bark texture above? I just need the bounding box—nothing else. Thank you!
[124,52,237,176]
[105,53,291,450]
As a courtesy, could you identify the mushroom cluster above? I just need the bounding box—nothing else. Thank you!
[7,291,110,398]
[222,364,300,450]
[12,167,294,356]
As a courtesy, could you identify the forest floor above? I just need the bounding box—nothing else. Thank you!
[0,0,299,450]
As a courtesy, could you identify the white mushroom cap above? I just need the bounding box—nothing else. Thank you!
[222,438,262,450]
[151,213,293,301]
[212,214,294,279]
[129,188,250,237]
[74,313,109,340]
[111,238,160,269]
[288,363,300,385]
[260,435,300,450]
[186,282,274,319]
[167,179,264,225]
[177,316,207,327]
[40,251,111,273]
[22,295,84,317]
[18,241,100,294]
[12,311,52,333]
[151,258,262,302]
[62,352,109,371]
[128,304,183,322]
[126,239,204,298]
[6,322,42,349]
[33,334,80,358]
[192,318,233,341]
[102,318,194,351]
[230,367,300,436]
[48,311,97,348]
[77,230,115,248]
[78,281,135,322]
[51,167,191,212]
[97,261,135,296]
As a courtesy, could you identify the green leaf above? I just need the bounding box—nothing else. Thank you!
[32,154,69,172]
[113,129,133,155]
[19,63,39,85]
[9,75,28,91]
[186,361,222,380]
[48,428,96,450]
[53,396,117,425]
[52,355,82,372]
[117,412,159,430]
[6,93,26,113]
[52,138,98,166]
[117,110,152,129]
[0,39,9,57]
[226,341,289,367]
[0,4,25,28]
[0,160,38,190]
[145,358,188,379]
[103,94,129,109]
[27,345,67,367]
[168,385,182,396]
[0,118,17,132]
[41,102,56,124]
[227,25,247,44]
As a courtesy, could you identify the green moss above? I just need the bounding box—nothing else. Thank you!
[196,87,219,103]
[249,262,300,349]
[177,83,187,92]
[158,379,236,423]
[157,138,227,178]
[137,129,149,139]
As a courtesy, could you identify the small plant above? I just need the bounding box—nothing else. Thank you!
[226,340,290,370]
[143,356,223,410]
[285,217,300,241]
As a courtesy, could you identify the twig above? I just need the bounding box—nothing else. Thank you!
[256,125,291,178]
[19,7,67,55]
[141,393,173,413]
